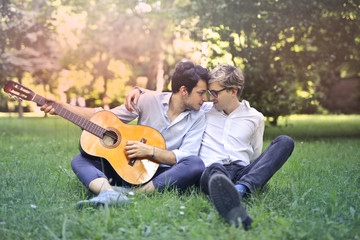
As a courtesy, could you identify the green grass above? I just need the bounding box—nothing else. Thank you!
[0,115,359,239]
[264,114,360,140]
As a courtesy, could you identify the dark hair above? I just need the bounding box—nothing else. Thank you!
[171,61,210,93]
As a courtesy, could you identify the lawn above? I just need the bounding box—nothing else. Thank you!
[0,114,359,239]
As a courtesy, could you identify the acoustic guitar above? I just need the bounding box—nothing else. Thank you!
[3,81,166,185]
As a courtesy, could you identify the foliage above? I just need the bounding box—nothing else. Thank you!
[1,0,205,112]
[0,0,61,85]
[2,0,360,122]
[0,115,359,239]
[0,0,61,115]
[61,0,194,108]
[182,0,360,124]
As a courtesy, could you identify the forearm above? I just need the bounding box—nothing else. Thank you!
[152,147,177,165]
[125,141,177,165]
[40,97,97,120]
[57,102,96,120]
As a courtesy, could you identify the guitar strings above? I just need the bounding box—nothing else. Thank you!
[46,97,149,147]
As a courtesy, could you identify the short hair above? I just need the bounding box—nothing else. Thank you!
[209,64,245,97]
[171,61,210,93]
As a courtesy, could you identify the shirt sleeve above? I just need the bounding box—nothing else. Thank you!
[107,104,139,124]
[94,86,149,123]
[250,114,264,162]
[172,112,206,162]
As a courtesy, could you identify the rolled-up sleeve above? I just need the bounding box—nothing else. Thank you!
[109,105,139,124]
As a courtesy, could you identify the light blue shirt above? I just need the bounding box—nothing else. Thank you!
[101,91,206,163]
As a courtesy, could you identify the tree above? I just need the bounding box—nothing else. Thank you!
[182,0,360,124]
[58,0,180,109]
[1,0,205,114]
[0,0,60,117]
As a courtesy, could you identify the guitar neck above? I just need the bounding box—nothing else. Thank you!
[32,94,106,138]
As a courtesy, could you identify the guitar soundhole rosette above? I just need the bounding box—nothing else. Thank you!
[101,128,121,149]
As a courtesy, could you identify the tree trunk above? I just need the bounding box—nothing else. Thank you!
[16,71,23,118]
[270,116,278,126]
[146,21,166,91]
[102,76,110,110]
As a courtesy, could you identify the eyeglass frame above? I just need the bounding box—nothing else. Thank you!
[207,87,229,98]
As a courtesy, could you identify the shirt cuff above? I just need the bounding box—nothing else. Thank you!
[172,149,191,163]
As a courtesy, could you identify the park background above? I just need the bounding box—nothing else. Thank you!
[0,0,359,239]
[1,0,359,121]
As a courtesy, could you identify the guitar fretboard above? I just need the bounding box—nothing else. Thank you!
[33,94,106,138]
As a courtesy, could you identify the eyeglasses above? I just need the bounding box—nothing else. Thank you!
[207,87,228,98]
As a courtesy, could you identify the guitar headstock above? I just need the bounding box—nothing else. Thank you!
[3,81,35,101]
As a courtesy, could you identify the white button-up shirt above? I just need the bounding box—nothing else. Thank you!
[98,91,206,163]
[199,100,264,167]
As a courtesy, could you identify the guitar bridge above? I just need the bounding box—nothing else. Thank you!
[128,138,147,166]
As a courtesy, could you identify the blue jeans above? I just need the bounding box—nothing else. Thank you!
[200,135,295,195]
[71,153,205,192]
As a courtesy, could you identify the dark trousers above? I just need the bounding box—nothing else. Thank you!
[71,153,205,192]
[200,135,295,195]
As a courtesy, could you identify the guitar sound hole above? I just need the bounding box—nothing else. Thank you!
[103,130,119,147]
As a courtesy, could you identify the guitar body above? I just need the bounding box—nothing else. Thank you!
[80,110,166,185]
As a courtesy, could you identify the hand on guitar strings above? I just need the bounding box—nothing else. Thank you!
[125,140,153,159]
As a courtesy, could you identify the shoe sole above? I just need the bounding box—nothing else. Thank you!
[75,197,130,209]
[209,174,253,230]
[76,200,106,209]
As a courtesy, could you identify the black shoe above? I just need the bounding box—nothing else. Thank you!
[209,174,253,230]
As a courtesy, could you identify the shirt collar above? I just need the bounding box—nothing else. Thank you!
[241,99,251,109]
[161,92,172,106]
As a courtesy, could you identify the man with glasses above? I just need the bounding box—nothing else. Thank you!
[126,64,294,230]
[40,61,210,207]
[199,64,294,230]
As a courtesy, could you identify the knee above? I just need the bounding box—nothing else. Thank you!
[70,154,84,172]
[70,155,78,170]
[276,135,295,151]
[187,155,205,174]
